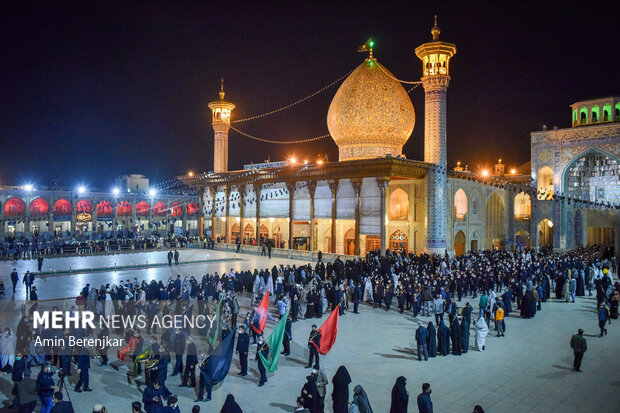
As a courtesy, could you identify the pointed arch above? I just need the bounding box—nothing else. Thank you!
[53,199,72,216]
[389,188,409,220]
[485,192,504,249]
[454,188,467,219]
[537,166,554,199]
[454,230,466,256]
[29,198,49,216]
[514,192,531,220]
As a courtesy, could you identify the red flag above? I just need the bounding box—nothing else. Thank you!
[252,289,270,335]
[314,304,340,355]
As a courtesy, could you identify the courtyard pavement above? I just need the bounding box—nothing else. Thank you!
[1,250,619,412]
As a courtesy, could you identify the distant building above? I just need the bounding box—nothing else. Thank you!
[117,174,150,193]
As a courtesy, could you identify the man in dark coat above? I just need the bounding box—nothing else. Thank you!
[167,251,173,266]
[180,337,197,387]
[306,325,321,369]
[450,318,462,355]
[171,329,185,376]
[10,268,18,294]
[437,320,450,356]
[353,283,361,314]
[427,322,437,358]
[236,326,249,376]
[174,250,179,265]
[50,391,74,413]
[415,322,428,361]
[74,346,92,392]
[389,376,408,413]
[460,316,470,353]
[142,381,165,412]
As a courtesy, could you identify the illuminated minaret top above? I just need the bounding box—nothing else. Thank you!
[208,79,235,173]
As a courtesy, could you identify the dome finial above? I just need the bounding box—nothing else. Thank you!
[219,77,225,100]
[357,37,375,60]
[431,14,440,40]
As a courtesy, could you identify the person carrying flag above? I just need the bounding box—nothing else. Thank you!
[255,336,270,387]
[306,324,321,369]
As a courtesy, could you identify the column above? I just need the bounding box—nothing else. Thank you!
[224,185,230,243]
[92,199,98,237]
[378,178,389,254]
[287,182,295,250]
[239,185,245,244]
[132,200,138,235]
[329,179,339,254]
[308,181,317,252]
[352,179,362,255]
[198,188,204,238]
[255,185,262,243]
[506,191,514,250]
[210,186,217,240]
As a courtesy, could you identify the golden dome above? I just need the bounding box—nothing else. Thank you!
[327,58,415,161]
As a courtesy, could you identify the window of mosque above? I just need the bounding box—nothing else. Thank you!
[564,150,620,203]
[591,105,599,122]
[454,188,467,220]
[579,107,588,124]
[603,104,611,122]
[537,167,554,199]
[573,109,578,126]
[615,102,620,120]
[514,193,531,221]
[389,188,409,220]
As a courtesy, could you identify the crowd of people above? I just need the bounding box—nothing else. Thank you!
[0,234,207,260]
[0,244,617,412]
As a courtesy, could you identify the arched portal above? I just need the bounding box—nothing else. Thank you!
[76,200,93,213]
[244,224,254,240]
[538,219,554,247]
[53,199,72,216]
[260,224,270,240]
[135,201,150,216]
[471,230,479,251]
[389,188,409,220]
[96,200,113,216]
[186,202,199,216]
[563,149,620,203]
[153,202,166,216]
[30,198,49,215]
[454,230,466,256]
[344,227,355,255]
[537,166,554,199]
[454,189,467,219]
[515,229,531,249]
[485,192,504,249]
[514,193,531,220]
[390,229,408,253]
[230,223,240,240]
[170,202,182,217]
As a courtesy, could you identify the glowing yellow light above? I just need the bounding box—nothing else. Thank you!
[290,157,296,164]
[269,217,275,223]
[510,169,516,174]
[481,170,489,177]
[547,220,553,228]
[188,171,194,177]
[317,160,323,165]
[304,160,308,165]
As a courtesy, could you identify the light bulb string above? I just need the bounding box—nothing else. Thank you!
[231,69,354,124]
[376,63,422,85]
[230,125,330,144]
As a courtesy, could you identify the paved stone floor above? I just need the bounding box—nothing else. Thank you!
[1,251,619,412]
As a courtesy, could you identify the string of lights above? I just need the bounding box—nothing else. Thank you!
[231,69,355,124]
[230,125,331,144]
[376,63,423,85]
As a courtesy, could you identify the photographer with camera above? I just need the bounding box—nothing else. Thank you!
[50,391,74,413]
[36,364,56,413]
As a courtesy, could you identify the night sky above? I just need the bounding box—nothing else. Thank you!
[1,1,617,190]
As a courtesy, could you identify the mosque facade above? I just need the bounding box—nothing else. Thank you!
[181,20,619,259]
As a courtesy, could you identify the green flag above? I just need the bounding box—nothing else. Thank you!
[206,297,223,348]
[259,307,289,373]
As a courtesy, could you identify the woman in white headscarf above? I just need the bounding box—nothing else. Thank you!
[474,315,489,351]
[104,288,115,318]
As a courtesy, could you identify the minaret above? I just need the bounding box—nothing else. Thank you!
[415,16,456,254]
[208,79,235,173]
